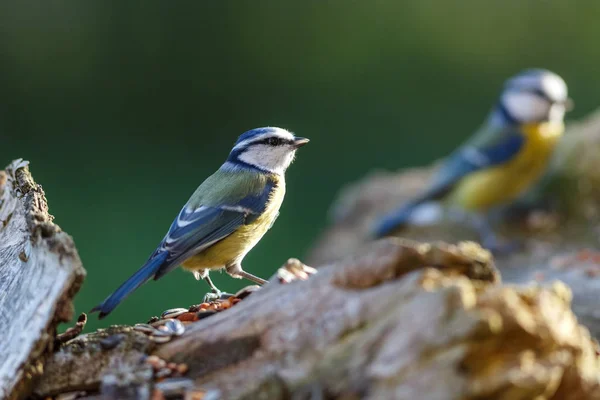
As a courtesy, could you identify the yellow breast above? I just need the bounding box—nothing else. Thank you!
[181,176,285,271]
[448,122,564,210]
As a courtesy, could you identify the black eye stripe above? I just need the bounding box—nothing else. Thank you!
[506,86,555,102]
[255,137,293,146]
[530,88,552,101]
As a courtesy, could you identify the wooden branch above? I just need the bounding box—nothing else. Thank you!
[0,160,86,400]
[33,240,600,399]
[308,110,600,339]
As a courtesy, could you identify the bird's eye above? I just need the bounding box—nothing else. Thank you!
[267,137,282,146]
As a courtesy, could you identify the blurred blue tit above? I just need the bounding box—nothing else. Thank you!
[374,69,572,249]
[91,127,309,318]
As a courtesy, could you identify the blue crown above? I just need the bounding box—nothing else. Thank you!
[234,127,279,146]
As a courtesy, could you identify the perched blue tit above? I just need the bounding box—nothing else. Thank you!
[91,127,309,318]
[374,69,572,250]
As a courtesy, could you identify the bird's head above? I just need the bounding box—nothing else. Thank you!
[496,69,572,125]
[228,127,309,174]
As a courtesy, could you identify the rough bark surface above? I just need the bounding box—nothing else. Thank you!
[308,110,600,339]
[34,240,600,400]
[0,160,86,400]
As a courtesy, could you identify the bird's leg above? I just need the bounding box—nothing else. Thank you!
[446,208,520,255]
[237,271,268,285]
[226,263,268,285]
[194,270,233,302]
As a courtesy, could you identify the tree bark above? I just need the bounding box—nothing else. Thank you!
[0,160,85,400]
[32,240,600,399]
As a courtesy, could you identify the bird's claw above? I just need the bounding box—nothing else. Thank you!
[202,290,234,303]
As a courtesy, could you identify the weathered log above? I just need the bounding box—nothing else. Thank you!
[308,110,600,339]
[0,160,86,400]
[34,240,600,399]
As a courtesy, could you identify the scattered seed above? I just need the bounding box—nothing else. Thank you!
[176,312,199,322]
[167,362,177,370]
[134,323,157,334]
[151,328,174,337]
[146,355,167,370]
[176,364,189,375]
[161,308,189,319]
[149,335,172,344]
[150,319,172,328]
[164,319,185,336]
[304,265,318,275]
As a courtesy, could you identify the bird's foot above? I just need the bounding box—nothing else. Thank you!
[277,258,318,284]
[202,289,235,303]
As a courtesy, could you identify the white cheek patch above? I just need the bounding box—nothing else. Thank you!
[239,144,296,174]
[502,91,550,123]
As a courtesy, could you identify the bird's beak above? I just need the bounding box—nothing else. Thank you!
[293,137,310,148]
[564,98,575,112]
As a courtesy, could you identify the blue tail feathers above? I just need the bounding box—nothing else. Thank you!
[90,252,168,319]
[372,182,450,238]
[372,202,418,238]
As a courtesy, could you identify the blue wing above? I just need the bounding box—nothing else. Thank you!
[373,127,525,237]
[154,177,275,277]
[91,179,275,318]
[152,206,247,278]
[428,130,525,196]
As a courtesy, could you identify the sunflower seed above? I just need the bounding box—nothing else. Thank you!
[149,335,172,344]
[133,323,156,334]
[161,308,188,319]
[164,319,185,336]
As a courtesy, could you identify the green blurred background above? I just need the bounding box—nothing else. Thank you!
[2,2,599,330]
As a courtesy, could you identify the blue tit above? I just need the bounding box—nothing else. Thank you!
[374,69,572,250]
[91,127,309,318]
